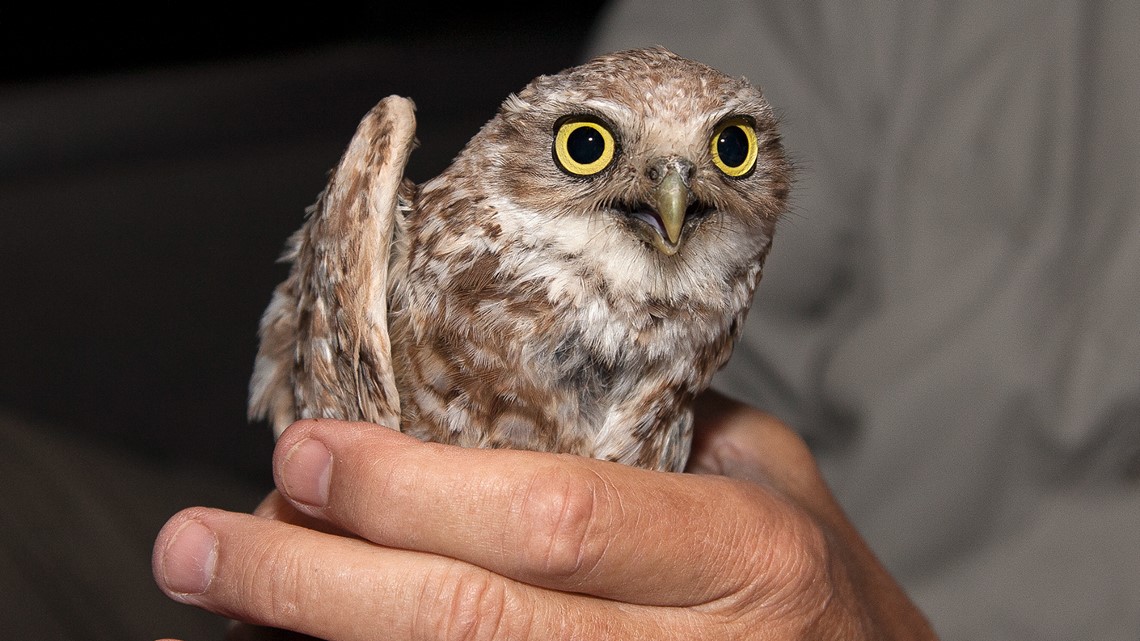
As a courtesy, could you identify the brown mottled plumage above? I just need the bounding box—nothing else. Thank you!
[249,47,791,472]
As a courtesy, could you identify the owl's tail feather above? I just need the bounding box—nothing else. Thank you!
[249,96,417,437]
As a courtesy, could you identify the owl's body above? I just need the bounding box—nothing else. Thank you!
[250,47,790,472]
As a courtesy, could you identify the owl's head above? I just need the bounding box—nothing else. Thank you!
[444,47,791,296]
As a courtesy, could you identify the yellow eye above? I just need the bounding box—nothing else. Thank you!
[553,117,616,176]
[710,118,758,177]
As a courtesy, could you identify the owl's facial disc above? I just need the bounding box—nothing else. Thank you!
[621,160,706,256]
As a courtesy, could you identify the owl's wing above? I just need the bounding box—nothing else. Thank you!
[249,96,417,437]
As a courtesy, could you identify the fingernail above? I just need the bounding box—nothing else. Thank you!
[161,519,217,595]
[281,438,332,507]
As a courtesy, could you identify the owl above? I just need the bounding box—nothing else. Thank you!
[249,46,791,472]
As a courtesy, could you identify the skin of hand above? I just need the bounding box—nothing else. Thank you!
[152,391,938,640]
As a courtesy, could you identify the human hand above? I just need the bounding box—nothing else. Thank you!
[153,390,937,640]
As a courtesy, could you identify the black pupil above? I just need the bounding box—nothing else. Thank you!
[717,125,749,167]
[567,125,605,164]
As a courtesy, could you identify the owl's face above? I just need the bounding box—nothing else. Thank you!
[440,47,791,303]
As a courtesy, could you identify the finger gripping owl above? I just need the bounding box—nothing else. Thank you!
[249,47,791,472]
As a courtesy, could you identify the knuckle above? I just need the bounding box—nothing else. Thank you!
[516,464,610,580]
[415,562,519,641]
[235,534,311,626]
[778,516,832,590]
[740,507,835,616]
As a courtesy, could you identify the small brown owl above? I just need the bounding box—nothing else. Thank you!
[249,47,791,472]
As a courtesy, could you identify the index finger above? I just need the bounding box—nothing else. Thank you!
[272,419,825,608]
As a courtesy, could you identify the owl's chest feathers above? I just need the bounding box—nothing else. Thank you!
[386,211,754,462]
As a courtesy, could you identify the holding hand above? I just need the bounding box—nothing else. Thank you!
[153,392,936,640]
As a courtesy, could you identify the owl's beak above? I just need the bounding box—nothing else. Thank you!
[623,159,700,255]
[652,168,689,256]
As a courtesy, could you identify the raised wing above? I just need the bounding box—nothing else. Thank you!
[249,96,417,437]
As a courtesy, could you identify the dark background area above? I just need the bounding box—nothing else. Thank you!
[0,5,612,487]
[0,7,611,84]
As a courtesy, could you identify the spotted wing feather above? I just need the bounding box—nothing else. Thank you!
[249,96,417,436]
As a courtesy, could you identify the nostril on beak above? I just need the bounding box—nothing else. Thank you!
[673,159,694,184]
